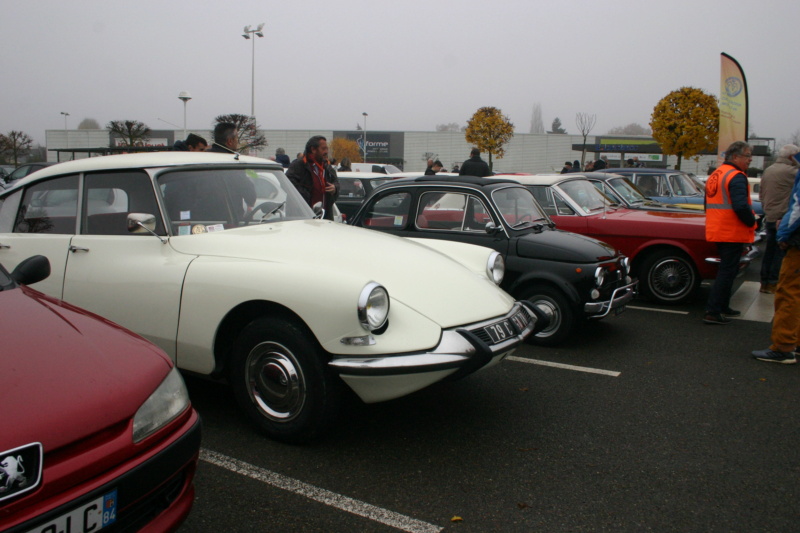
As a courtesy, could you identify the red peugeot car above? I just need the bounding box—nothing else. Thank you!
[509,175,755,305]
[0,256,201,532]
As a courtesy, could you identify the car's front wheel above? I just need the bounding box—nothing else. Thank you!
[519,285,574,346]
[638,249,699,305]
[230,317,341,443]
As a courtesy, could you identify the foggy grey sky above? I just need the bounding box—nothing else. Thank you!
[3,0,799,146]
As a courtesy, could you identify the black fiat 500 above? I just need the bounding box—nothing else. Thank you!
[350,176,636,345]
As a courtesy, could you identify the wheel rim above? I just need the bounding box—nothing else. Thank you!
[530,298,561,338]
[245,341,306,422]
[649,257,695,301]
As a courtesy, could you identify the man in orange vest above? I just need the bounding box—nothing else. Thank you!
[703,141,757,325]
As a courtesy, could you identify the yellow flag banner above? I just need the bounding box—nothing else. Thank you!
[717,53,748,164]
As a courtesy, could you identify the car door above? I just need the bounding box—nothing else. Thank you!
[0,174,78,298]
[61,170,194,359]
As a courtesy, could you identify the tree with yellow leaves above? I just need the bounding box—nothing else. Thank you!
[650,87,719,170]
[330,138,363,164]
[465,107,514,171]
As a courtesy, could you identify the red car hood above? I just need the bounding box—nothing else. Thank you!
[1,286,172,452]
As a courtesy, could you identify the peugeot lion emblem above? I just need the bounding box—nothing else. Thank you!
[0,443,43,502]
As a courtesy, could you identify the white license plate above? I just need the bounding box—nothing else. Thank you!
[27,490,117,533]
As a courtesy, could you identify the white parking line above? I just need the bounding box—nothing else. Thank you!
[200,449,443,533]
[508,356,620,377]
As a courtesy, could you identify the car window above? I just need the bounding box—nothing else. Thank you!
[14,175,79,234]
[491,186,547,229]
[417,192,467,231]
[158,167,310,235]
[83,171,165,236]
[339,178,366,199]
[360,192,411,228]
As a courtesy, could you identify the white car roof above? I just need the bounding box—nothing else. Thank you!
[16,152,283,184]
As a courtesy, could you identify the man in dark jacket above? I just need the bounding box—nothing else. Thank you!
[209,122,256,218]
[286,135,340,220]
[275,147,291,168]
[458,148,492,177]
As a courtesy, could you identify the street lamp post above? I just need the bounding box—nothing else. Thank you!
[178,91,192,139]
[362,112,368,163]
[60,111,69,130]
[242,24,265,119]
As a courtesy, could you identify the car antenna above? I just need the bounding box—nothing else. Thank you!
[210,142,240,160]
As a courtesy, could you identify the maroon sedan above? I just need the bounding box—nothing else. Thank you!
[510,175,754,304]
[0,256,201,532]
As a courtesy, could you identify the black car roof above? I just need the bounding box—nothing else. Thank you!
[598,168,687,175]
[408,175,519,186]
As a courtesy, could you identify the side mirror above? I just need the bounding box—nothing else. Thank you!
[128,213,167,243]
[127,213,157,234]
[312,202,325,220]
[11,255,50,286]
[484,221,501,235]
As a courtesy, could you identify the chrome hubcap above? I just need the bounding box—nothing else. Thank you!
[246,342,305,421]
[651,258,693,299]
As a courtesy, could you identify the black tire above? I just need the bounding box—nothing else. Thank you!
[638,249,699,305]
[230,316,341,443]
[519,285,575,346]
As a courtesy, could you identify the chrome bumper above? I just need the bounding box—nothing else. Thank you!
[328,302,536,403]
[583,280,638,319]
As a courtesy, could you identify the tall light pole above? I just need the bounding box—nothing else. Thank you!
[242,23,264,119]
[178,91,192,138]
[362,112,368,163]
[60,111,69,130]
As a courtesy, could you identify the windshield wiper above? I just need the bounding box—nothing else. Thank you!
[260,201,285,222]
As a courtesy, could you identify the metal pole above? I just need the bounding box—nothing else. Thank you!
[183,101,188,139]
[251,36,255,118]
[362,112,368,163]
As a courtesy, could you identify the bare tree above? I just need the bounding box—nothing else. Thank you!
[214,114,267,153]
[0,130,33,166]
[607,123,651,136]
[529,103,545,134]
[575,112,597,167]
[107,120,151,147]
[436,123,464,132]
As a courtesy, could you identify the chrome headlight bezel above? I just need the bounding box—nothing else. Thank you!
[358,282,390,332]
[132,366,190,443]
[487,252,505,285]
[594,266,606,287]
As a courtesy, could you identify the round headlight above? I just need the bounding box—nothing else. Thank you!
[358,282,390,332]
[487,252,505,285]
[594,266,606,287]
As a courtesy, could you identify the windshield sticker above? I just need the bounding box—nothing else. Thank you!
[394,216,404,226]
[178,225,191,236]
[180,210,191,220]
[207,224,225,233]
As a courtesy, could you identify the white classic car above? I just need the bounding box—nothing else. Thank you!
[0,152,537,442]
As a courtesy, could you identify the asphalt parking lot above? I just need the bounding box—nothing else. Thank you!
[179,258,800,532]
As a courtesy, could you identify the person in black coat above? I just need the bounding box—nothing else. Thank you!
[458,148,492,177]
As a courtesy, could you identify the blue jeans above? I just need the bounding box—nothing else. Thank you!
[760,221,785,284]
[706,242,744,314]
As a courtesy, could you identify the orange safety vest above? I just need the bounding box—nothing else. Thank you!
[705,163,755,243]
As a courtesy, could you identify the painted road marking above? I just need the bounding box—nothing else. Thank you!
[200,449,443,533]
[508,356,620,377]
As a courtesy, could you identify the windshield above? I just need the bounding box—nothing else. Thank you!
[491,186,549,229]
[669,173,703,196]
[157,167,313,235]
[605,177,648,205]
[559,179,620,213]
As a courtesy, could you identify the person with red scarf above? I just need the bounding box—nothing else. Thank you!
[286,135,340,220]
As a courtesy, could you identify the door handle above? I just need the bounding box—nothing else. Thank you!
[69,245,89,253]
